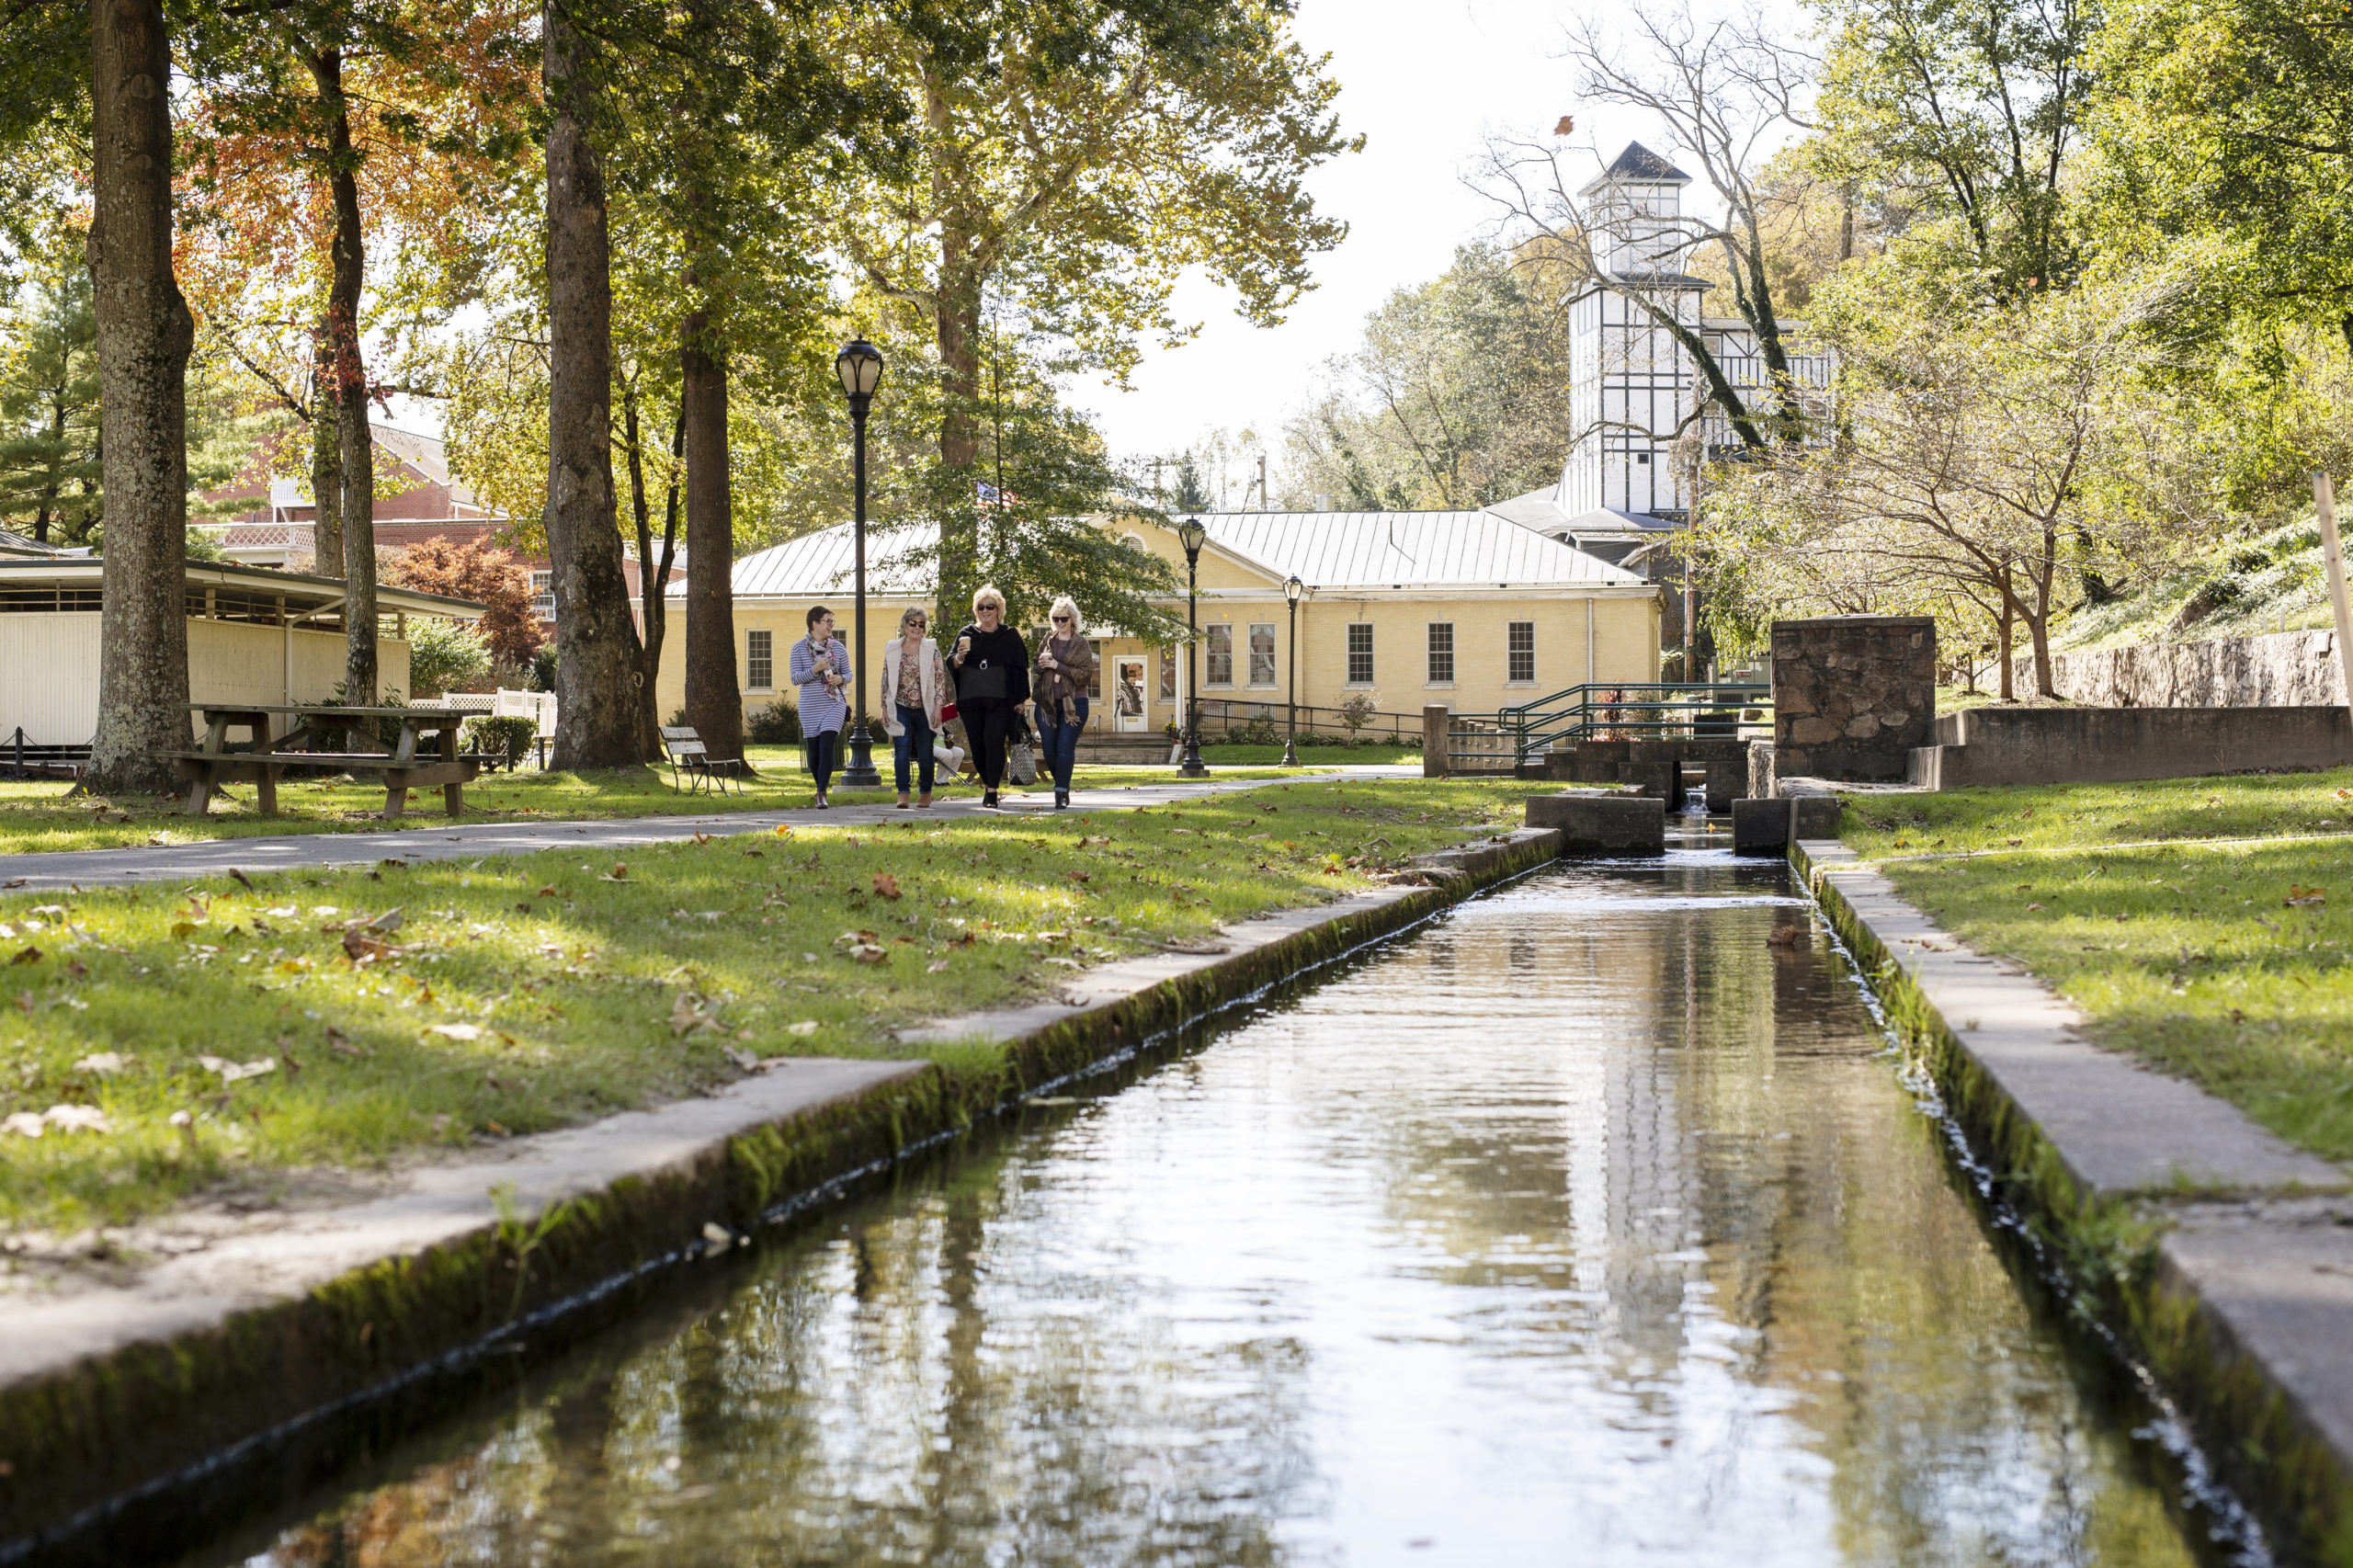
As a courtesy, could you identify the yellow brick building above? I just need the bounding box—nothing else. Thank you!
[652,509,1660,738]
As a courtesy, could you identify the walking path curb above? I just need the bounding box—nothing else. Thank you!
[1794,837,2353,1563]
[0,820,1562,1567]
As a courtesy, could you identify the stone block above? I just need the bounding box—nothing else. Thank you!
[1703,760,1745,812]
[1915,706,2353,788]
[1789,793,1842,840]
[1747,740,1776,801]
[1769,615,1937,781]
[1617,759,1679,800]
[1731,797,1788,854]
[1525,790,1665,854]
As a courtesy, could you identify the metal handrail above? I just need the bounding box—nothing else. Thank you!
[1449,682,1772,770]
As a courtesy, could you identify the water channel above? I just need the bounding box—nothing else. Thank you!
[180,845,2238,1567]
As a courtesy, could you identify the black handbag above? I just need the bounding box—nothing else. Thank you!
[960,664,1008,703]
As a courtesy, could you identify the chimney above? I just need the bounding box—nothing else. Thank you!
[1314,493,1334,513]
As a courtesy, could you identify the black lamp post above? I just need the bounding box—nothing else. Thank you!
[1176,516,1209,778]
[1282,574,1304,767]
[835,337,884,788]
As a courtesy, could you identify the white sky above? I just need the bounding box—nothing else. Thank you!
[1074,0,1677,492]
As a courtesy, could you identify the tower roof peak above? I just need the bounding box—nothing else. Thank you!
[1583,141,1692,194]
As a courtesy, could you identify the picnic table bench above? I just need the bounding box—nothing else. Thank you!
[167,704,481,820]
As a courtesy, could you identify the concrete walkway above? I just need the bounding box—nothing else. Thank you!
[0,767,1421,891]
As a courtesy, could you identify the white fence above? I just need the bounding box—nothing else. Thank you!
[412,688,558,740]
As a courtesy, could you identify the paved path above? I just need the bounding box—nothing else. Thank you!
[0,767,1421,890]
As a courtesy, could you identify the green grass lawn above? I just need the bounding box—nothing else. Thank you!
[1836,767,2353,861]
[0,747,1344,857]
[0,778,1548,1234]
[1836,769,2353,1165]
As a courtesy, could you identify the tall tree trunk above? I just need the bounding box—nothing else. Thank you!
[309,358,342,577]
[623,392,683,757]
[543,0,647,768]
[310,48,377,706]
[936,256,983,628]
[85,0,192,795]
[1995,585,2017,701]
[679,310,742,760]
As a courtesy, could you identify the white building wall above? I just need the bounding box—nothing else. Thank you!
[0,614,410,745]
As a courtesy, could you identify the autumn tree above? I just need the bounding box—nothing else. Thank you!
[847,0,1357,625]
[1475,4,1817,452]
[386,534,542,666]
[0,228,100,543]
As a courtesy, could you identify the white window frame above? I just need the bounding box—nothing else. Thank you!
[1346,622,1374,686]
[1246,621,1277,687]
[1205,623,1234,687]
[1506,620,1536,686]
[745,628,774,692]
[1426,621,1455,687]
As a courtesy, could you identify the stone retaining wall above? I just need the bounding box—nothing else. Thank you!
[2020,628,2347,708]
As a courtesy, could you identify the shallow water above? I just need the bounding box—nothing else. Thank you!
[193,854,2217,1567]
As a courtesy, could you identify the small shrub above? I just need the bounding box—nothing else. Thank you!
[404,617,493,698]
[746,701,802,744]
[463,714,540,767]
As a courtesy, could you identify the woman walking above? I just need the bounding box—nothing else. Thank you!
[947,585,1029,810]
[1032,595,1096,810]
[790,605,850,807]
[880,606,949,809]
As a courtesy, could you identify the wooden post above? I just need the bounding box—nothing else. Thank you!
[2313,472,2353,711]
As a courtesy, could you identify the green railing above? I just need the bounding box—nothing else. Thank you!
[1448,682,1772,772]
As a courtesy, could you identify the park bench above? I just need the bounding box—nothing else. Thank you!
[166,704,481,820]
[659,726,749,794]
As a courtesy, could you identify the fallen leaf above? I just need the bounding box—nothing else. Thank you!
[850,944,889,964]
[342,928,392,964]
[786,1019,821,1036]
[8,947,38,966]
[427,1023,485,1041]
[774,824,793,838]
[723,1044,760,1071]
[199,1055,278,1085]
[872,871,904,900]
[368,906,405,934]
[2288,884,2327,907]
[668,993,723,1037]
[2027,902,2045,911]
[606,863,630,881]
[1066,870,1090,883]
[926,959,950,972]
[228,868,255,891]
[72,1052,127,1075]
[694,833,713,846]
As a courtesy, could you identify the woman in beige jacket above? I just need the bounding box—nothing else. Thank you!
[879,606,950,808]
[1031,595,1097,809]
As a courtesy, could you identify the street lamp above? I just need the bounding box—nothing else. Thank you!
[1282,574,1304,767]
[835,337,884,788]
[1176,516,1209,778]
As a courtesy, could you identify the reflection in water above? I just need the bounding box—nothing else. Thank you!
[199,858,2205,1567]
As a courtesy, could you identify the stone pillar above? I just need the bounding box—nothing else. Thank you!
[1769,616,1936,781]
[1423,704,1451,778]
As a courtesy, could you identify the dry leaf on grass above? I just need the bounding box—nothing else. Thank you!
[668,994,723,1037]
[722,1045,760,1072]
[786,1019,820,1036]
[873,871,903,900]
[72,1052,126,1075]
[8,947,39,966]
[694,833,713,846]
[198,1054,277,1084]
[926,959,950,972]
[427,1023,485,1042]
[2288,884,2328,907]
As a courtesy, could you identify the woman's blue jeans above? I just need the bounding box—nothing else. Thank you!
[1037,699,1087,790]
[892,704,935,794]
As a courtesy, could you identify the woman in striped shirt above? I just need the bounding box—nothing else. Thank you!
[789,605,851,807]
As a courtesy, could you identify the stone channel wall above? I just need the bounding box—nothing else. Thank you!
[1770,617,1937,781]
[2018,627,2347,708]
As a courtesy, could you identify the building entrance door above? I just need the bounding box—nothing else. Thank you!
[1113,660,1147,732]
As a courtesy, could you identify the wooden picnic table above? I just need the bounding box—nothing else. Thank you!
[167,703,481,820]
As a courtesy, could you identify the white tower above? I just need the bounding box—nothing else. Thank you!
[1558,142,1707,523]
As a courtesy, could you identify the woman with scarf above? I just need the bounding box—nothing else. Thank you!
[947,585,1029,811]
[1030,595,1096,810]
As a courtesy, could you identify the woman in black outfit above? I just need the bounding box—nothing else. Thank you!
[948,584,1030,809]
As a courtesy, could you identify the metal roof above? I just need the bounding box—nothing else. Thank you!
[682,525,932,600]
[699,510,1646,602]
[1195,510,1647,588]
[0,559,486,619]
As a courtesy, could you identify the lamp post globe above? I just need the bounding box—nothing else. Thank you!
[1282,574,1304,768]
[835,337,885,789]
[1175,517,1210,778]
